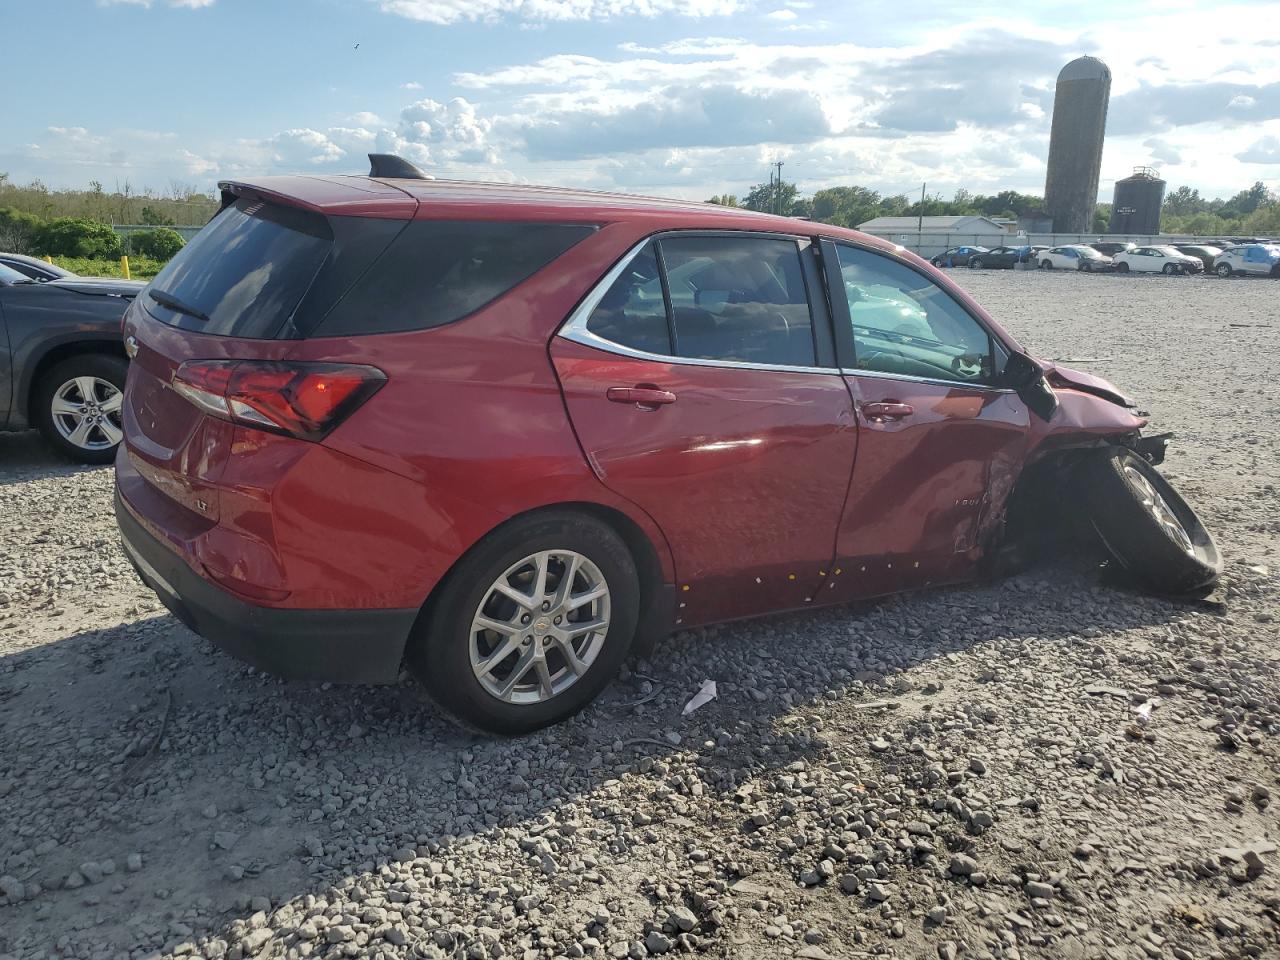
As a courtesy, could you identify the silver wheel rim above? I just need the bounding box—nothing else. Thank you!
[52,376,123,450]
[469,550,611,704]
[1123,464,1195,556]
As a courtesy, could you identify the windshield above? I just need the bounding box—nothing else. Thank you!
[1078,247,1104,258]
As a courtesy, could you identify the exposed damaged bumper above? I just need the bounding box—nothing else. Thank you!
[1133,432,1172,466]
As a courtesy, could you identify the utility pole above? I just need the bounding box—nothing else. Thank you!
[918,181,926,234]
[774,160,786,215]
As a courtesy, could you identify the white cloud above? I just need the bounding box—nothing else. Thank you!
[765,9,796,20]
[402,81,424,90]
[1237,135,1280,164]
[377,0,745,26]
[370,98,499,170]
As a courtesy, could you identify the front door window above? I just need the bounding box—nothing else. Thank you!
[834,244,1003,384]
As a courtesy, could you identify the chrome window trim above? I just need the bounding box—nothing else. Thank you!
[556,232,836,376]
[839,368,1018,395]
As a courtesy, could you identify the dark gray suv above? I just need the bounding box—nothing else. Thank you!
[0,262,141,462]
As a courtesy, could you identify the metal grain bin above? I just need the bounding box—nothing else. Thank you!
[1110,167,1166,235]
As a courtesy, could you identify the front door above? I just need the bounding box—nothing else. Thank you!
[552,232,857,625]
[820,240,1029,601]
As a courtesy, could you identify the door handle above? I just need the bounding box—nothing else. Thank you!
[862,401,914,422]
[607,386,677,408]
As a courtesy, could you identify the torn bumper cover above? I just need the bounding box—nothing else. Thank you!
[1133,432,1172,466]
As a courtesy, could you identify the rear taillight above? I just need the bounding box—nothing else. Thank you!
[172,360,385,441]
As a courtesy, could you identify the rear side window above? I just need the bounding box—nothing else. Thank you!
[584,242,671,355]
[145,199,332,337]
[584,235,817,367]
[661,235,815,367]
[312,221,596,337]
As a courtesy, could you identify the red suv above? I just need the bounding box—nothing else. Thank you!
[115,155,1219,733]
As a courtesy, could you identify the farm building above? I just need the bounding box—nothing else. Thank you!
[856,215,1008,236]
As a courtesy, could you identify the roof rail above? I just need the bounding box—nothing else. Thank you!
[367,154,431,180]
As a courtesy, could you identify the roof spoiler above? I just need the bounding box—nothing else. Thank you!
[368,153,431,180]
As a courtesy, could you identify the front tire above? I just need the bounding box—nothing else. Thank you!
[1115,262,1129,273]
[1041,260,1053,269]
[1216,263,1232,277]
[1080,449,1221,595]
[1163,263,1177,275]
[969,258,982,270]
[408,511,640,734]
[33,354,127,464]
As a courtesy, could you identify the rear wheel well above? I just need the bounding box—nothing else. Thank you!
[411,501,673,664]
[23,340,128,420]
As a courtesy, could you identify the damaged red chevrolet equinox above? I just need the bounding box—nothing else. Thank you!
[115,155,1221,734]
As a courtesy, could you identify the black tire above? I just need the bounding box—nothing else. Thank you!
[1163,263,1177,275]
[931,258,944,267]
[1115,262,1129,273]
[969,258,982,269]
[1080,448,1221,595]
[1079,261,1091,272]
[1216,263,1232,278]
[408,510,640,735]
[1041,260,1053,269]
[33,353,128,464]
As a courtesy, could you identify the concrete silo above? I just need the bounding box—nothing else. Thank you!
[1043,56,1111,233]
[1110,167,1166,234]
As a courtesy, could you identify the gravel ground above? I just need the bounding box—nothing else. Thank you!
[1,270,1277,960]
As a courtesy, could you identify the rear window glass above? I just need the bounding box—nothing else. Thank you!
[310,221,596,337]
[144,198,332,338]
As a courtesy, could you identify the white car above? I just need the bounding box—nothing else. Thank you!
[1213,244,1280,278]
[1112,246,1203,275]
[1038,245,1113,271]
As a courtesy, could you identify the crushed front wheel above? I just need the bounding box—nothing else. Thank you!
[1080,449,1221,595]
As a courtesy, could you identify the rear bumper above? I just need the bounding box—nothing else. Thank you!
[115,488,416,684]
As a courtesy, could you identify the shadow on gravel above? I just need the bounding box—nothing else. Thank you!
[0,556,1191,953]
[0,430,98,488]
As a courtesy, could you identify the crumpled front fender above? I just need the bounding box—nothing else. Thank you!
[1042,362,1136,408]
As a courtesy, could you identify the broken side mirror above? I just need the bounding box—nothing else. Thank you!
[1003,351,1059,421]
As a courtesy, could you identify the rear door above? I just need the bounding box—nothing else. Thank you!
[552,231,856,625]
[821,240,1029,600]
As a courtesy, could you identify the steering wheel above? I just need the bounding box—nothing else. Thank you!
[951,354,984,379]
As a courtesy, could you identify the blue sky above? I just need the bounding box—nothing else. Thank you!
[4,0,1279,203]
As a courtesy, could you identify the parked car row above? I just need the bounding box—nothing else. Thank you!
[933,240,1280,277]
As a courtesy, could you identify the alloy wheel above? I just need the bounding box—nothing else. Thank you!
[51,376,123,452]
[469,550,611,704]
[1122,464,1195,556]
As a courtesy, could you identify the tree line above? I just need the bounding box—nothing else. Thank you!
[709,178,1280,236]
[0,172,218,227]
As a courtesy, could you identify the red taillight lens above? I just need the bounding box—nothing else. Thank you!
[173,360,385,441]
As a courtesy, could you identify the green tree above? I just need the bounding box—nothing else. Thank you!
[1226,181,1276,216]
[129,227,185,260]
[140,204,176,226]
[0,207,45,253]
[1163,186,1205,216]
[810,186,883,228]
[37,217,123,258]
[706,194,740,207]
[744,179,800,216]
